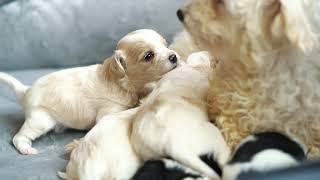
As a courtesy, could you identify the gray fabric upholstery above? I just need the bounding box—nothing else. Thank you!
[0,0,184,179]
[0,0,184,70]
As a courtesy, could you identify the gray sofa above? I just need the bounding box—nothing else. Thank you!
[0,0,184,179]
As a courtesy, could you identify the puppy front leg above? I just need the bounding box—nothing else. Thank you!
[12,108,56,155]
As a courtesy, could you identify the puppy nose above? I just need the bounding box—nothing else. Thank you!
[168,54,177,64]
[176,9,184,22]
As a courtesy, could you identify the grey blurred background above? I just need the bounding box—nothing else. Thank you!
[0,0,184,70]
[0,0,185,179]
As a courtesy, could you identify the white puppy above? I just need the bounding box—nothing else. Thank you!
[131,52,230,179]
[58,108,141,180]
[0,29,179,155]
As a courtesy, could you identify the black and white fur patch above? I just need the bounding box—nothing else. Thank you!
[132,158,201,180]
[132,154,221,180]
[223,132,306,180]
[200,153,222,177]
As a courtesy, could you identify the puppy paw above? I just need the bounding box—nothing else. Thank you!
[65,139,81,153]
[186,51,211,67]
[20,147,38,155]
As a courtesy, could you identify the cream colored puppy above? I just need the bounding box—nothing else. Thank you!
[0,29,179,155]
[58,108,141,180]
[131,52,230,180]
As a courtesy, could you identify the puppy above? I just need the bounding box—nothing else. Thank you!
[131,52,230,179]
[176,0,320,157]
[58,108,141,180]
[222,132,306,180]
[0,29,179,155]
[132,158,211,180]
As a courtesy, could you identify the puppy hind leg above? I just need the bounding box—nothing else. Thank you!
[12,109,56,155]
[173,153,220,180]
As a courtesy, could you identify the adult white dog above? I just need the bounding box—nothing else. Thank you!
[173,0,320,157]
[0,29,179,155]
[131,52,230,179]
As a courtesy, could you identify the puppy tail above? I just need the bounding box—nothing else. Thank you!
[0,72,28,106]
[57,171,68,180]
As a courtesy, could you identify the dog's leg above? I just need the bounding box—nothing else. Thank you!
[12,108,56,155]
[172,152,220,180]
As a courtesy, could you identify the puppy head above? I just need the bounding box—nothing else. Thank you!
[178,0,317,60]
[103,29,180,90]
[104,29,181,90]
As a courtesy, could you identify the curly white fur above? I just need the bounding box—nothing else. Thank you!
[174,0,320,158]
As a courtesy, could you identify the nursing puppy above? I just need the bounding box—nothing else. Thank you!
[176,0,320,157]
[223,132,306,180]
[0,29,179,155]
[131,52,230,179]
[58,108,141,180]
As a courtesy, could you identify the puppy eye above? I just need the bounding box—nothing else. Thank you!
[144,51,154,62]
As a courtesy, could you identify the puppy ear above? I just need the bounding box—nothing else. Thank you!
[270,0,317,52]
[101,50,127,80]
[114,50,127,74]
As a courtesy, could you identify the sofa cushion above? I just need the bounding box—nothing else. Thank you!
[0,0,184,70]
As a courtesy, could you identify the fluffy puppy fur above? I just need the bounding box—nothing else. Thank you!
[0,29,179,155]
[58,108,141,180]
[222,132,306,180]
[175,0,320,157]
[169,30,200,62]
[131,52,230,179]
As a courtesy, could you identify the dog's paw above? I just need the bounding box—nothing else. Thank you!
[57,171,68,180]
[65,139,81,153]
[20,147,38,155]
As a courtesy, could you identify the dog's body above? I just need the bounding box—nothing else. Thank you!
[0,29,179,155]
[222,132,306,180]
[175,0,320,157]
[59,108,141,180]
[131,52,230,179]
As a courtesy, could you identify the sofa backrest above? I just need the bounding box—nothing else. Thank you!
[0,0,184,70]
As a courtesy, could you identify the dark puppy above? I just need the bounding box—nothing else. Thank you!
[133,155,222,180]
[223,132,306,180]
